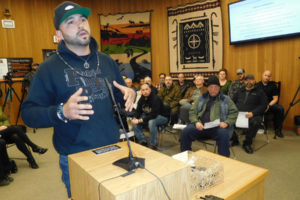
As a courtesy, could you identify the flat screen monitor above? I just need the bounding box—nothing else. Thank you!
[228,0,300,44]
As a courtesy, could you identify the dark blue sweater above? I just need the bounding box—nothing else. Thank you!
[21,37,125,155]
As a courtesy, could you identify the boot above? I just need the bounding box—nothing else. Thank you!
[0,177,10,186]
[275,129,284,138]
[32,146,48,154]
[27,158,39,169]
[10,160,18,173]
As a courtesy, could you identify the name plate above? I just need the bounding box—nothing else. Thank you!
[92,145,121,155]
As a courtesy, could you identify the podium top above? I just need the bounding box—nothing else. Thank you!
[68,141,190,198]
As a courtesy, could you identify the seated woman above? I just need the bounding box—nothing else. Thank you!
[218,69,231,95]
[0,138,15,186]
[0,109,47,169]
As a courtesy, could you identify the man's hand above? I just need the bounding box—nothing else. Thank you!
[220,122,228,128]
[265,105,270,113]
[195,122,204,131]
[131,118,139,126]
[62,88,94,120]
[245,112,253,118]
[0,126,8,131]
[113,81,136,111]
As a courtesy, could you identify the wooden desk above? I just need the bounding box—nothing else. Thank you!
[192,150,269,200]
[69,141,191,200]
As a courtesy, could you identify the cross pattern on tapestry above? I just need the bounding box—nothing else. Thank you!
[168,0,223,78]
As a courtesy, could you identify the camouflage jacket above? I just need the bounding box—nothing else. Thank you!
[228,79,245,99]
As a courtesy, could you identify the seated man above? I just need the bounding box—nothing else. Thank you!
[257,70,284,138]
[177,73,190,98]
[23,63,39,91]
[131,83,168,150]
[156,73,166,91]
[179,75,207,124]
[228,68,246,99]
[158,75,181,124]
[232,74,268,154]
[144,76,158,95]
[124,78,137,91]
[180,76,238,157]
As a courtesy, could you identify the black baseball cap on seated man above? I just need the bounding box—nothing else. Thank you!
[244,74,255,80]
[54,1,91,30]
[207,76,220,87]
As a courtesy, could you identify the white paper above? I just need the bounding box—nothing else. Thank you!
[204,119,220,129]
[172,151,189,163]
[173,124,187,130]
[0,58,8,78]
[235,112,249,128]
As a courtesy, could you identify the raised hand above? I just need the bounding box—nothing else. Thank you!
[62,88,94,120]
[113,81,136,111]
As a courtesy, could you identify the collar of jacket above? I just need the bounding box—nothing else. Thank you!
[202,91,225,101]
[141,91,154,101]
[57,36,99,57]
[241,84,259,93]
[166,84,174,91]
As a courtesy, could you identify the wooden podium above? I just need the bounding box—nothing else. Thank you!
[68,141,191,200]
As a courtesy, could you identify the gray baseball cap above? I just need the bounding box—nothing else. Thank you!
[236,68,245,74]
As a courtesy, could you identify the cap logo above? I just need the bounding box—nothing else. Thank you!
[65,5,74,10]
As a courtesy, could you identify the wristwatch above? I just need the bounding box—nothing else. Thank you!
[57,103,68,123]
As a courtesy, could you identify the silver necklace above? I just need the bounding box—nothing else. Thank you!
[78,54,92,69]
[56,52,102,88]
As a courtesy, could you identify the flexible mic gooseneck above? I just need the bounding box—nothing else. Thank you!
[104,78,145,171]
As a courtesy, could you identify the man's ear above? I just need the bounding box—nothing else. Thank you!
[56,30,64,41]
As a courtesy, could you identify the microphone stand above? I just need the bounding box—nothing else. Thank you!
[283,85,300,121]
[104,78,145,171]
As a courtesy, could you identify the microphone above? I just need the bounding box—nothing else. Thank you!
[104,78,145,171]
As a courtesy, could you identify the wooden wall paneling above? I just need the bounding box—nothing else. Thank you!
[0,0,298,129]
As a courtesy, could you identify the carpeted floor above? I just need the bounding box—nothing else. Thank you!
[1,127,299,200]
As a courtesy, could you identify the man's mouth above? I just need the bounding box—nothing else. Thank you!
[78,30,88,37]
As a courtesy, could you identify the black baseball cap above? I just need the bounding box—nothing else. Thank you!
[244,74,255,80]
[54,1,91,30]
[207,76,220,87]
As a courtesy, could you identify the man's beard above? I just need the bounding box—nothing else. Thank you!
[63,30,91,47]
[246,83,254,89]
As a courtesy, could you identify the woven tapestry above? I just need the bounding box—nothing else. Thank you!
[100,12,152,82]
[168,0,223,78]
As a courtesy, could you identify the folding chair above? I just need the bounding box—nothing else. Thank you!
[119,130,135,142]
[197,139,236,159]
[234,119,269,152]
[157,105,179,148]
[263,81,282,139]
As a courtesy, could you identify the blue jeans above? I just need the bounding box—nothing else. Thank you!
[59,154,71,198]
[133,115,168,146]
[180,124,232,157]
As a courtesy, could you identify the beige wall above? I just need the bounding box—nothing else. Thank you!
[0,0,299,130]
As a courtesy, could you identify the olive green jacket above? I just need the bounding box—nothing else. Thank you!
[189,92,238,126]
[158,84,181,114]
[0,109,10,126]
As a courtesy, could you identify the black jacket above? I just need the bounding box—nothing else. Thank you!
[232,86,268,116]
[135,92,166,123]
